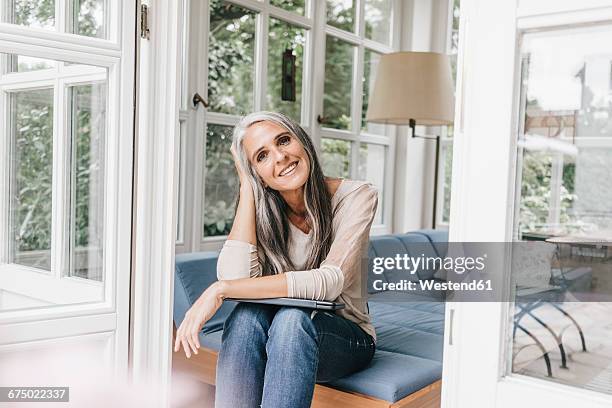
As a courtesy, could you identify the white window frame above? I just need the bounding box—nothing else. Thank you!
[314,0,400,237]
[176,0,400,253]
[435,0,460,230]
[0,0,135,379]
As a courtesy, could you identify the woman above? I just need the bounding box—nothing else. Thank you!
[174,111,378,408]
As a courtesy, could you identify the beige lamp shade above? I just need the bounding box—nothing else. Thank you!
[366,51,455,126]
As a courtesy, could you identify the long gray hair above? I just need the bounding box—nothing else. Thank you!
[232,111,334,276]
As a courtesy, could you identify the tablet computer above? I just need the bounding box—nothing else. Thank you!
[227,297,345,311]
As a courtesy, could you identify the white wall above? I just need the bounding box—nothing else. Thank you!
[393,0,451,233]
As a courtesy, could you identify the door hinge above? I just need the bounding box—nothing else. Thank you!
[140,4,150,40]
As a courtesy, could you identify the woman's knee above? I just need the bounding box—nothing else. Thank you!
[268,307,318,344]
[223,302,275,338]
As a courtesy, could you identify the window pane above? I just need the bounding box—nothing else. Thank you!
[270,0,305,15]
[3,0,55,29]
[68,83,106,282]
[512,25,612,395]
[266,19,306,122]
[358,143,385,224]
[208,0,256,115]
[364,0,392,45]
[326,0,355,33]
[441,142,453,224]
[0,55,55,74]
[362,49,385,134]
[203,124,239,238]
[70,0,107,39]
[321,138,351,178]
[9,88,54,270]
[323,37,354,130]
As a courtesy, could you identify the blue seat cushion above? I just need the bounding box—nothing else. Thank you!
[412,229,449,257]
[395,233,441,280]
[370,302,444,361]
[369,236,421,284]
[327,350,442,402]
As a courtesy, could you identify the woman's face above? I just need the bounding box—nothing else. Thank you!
[242,120,310,192]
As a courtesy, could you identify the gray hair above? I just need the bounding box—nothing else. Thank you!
[232,111,333,276]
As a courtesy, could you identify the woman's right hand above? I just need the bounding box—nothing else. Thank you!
[230,144,250,188]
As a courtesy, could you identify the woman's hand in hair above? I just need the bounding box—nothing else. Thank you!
[174,281,225,358]
[230,144,251,190]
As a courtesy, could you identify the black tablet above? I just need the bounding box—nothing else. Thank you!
[226,297,345,310]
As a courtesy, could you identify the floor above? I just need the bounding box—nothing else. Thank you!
[512,301,612,395]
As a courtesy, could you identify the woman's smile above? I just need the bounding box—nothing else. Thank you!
[278,160,299,177]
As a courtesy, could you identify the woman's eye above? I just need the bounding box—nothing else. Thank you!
[279,135,291,145]
[256,151,267,162]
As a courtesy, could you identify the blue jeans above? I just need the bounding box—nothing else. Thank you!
[215,302,375,408]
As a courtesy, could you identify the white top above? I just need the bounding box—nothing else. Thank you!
[216,179,378,341]
[287,222,313,271]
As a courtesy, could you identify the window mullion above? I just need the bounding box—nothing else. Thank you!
[356,0,365,38]
[351,40,364,179]
[254,9,269,111]
[50,78,69,278]
[0,91,8,263]
[57,0,68,34]
[310,0,326,150]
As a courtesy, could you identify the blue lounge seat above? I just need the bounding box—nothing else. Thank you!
[173,230,449,403]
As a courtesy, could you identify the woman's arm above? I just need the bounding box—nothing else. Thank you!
[227,145,257,245]
[216,146,262,280]
[175,269,288,358]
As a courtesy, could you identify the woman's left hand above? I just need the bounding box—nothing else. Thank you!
[174,281,225,358]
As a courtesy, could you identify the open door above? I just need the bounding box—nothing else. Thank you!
[442,0,612,407]
[0,0,136,398]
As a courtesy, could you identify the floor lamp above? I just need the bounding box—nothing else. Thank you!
[366,51,455,228]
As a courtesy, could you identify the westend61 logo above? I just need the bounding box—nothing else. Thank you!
[372,253,487,275]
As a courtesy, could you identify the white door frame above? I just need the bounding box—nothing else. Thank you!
[441,1,612,407]
[129,0,182,404]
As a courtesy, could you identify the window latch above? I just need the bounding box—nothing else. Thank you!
[141,4,150,40]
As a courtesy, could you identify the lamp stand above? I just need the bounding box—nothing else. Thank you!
[409,119,440,229]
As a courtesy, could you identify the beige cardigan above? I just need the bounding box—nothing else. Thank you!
[216,179,378,341]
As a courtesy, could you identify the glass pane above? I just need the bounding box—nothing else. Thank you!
[323,36,354,130]
[9,88,54,270]
[203,124,239,237]
[441,142,453,224]
[266,18,306,122]
[362,49,385,134]
[326,0,355,33]
[321,138,351,178]
[3,0,55,29]
[208,0,256,115]
[364,0,392,45]
[71,0,107,38]
[270,0,305,15]
[358,143,385,224]
[511,25,612,396]
[1,53,55,74]
[68,83,106,281]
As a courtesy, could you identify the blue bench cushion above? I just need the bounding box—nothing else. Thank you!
[174,229,449,403]
[328,350,442,403]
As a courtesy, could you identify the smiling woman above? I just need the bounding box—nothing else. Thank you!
[174,111,379,408]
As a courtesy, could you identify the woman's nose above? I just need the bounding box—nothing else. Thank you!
[272,148,288,163]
